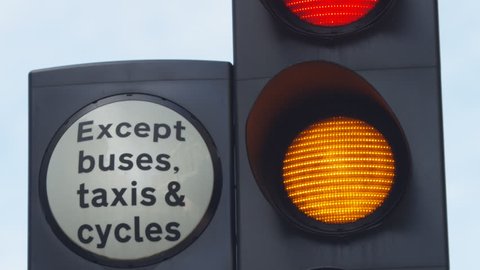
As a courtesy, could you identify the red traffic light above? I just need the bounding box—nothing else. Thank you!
[261,0,396,37]
[284,0,380,27]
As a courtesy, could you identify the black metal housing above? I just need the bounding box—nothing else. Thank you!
[233,0,448,269]
[29,60,233,270]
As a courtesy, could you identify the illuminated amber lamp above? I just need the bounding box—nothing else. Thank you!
[246,61,410,236]
[283,116,395,224]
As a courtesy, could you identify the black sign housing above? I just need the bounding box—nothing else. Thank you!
[29,60,233,269]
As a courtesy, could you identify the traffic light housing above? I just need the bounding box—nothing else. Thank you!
[234,0,448,269]
[29,61,234,269]
[245,61,410,236]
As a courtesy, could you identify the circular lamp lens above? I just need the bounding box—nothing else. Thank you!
[283,0,380,27]
[283,116,395,224]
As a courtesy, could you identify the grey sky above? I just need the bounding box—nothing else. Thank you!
[439,0,480,268]
[0,0,477,269]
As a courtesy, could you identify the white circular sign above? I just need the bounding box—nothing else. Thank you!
[40,94,221,267]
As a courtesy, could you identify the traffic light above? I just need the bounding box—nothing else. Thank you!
[233,0,448,269]
[29,61,233,269]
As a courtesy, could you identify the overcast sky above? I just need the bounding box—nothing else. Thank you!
[0,0,478,269]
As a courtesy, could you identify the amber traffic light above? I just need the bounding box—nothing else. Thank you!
[245,61,409,236]
[283,116,395,224]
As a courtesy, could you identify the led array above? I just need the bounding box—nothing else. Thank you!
[283,116,395,224]
[284,0,379,26]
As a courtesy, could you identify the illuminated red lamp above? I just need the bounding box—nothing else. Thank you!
[284,0,380,27]
[260,0,395,37]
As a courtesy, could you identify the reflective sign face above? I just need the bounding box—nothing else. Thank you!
[40,94,221,267]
